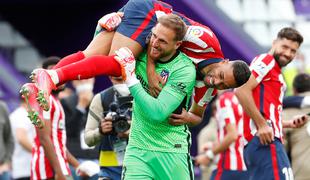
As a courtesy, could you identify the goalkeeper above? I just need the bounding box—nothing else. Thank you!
[114,14,195,180]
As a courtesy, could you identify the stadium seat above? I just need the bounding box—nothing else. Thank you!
[244,22,270,47]
[14,47,41,72]
[268,0,296,22]
[243,0,269,21]
[269,22,294,41]
[295,21,310,45]
[216,0,243,22]
[0,22,14,47]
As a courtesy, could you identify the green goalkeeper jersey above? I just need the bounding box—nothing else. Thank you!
[128,50,196,153]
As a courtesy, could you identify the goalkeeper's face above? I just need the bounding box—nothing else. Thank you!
[149,23,182,62]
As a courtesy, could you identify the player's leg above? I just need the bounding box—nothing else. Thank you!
[32,0,159,86]
[244,136,290,180]
[83,29,114,57]
[273,139,293,180]
[26,0,170,114]
[122,147,154,180]
[54,0,170,72]
[53,26,114,69]
[50,6,154,84]
[28,29,115,112]
[210,169,250,180]
[55,32,144,84]
[108,32,143,57]
[151,152,194,180]
[20,83,44,128]
[108,0,172,56]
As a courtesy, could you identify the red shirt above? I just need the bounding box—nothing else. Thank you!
[215,91,247,171]
[179,14,224,107]
[243,53,286,144]
[31,95,70,180]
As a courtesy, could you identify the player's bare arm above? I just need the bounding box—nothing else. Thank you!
[37,120,66,180]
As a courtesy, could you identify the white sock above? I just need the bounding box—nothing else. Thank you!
[47,70,59,85]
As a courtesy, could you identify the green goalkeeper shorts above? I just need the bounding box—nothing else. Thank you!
[122,146,194,180]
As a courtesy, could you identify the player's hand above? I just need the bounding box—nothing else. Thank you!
[114,47,139,87]
[195,154,211,166]
[98,12,124,31]
[202,141,214,151]
[257,123,274,145]
[291,114,308,128]
[148,73,165,98]
[0,163,10,174]
[169,109,190,126]
[76,161,100,177]
[55,172,66,180]
[147,57,165,97]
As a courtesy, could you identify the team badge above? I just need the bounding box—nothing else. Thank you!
[160,69,169,83]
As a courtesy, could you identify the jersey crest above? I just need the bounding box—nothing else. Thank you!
[160,69,169,83]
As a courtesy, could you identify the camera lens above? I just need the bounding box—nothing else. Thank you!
[114,120,130,133]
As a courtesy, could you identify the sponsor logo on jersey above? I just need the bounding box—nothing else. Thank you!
[171,82,187,95]
[136,74,150,94]
[174,144,182,148]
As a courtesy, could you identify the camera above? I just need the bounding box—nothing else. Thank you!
[108,96,132,134]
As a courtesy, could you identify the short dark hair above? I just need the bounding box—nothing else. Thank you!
[232,60,251,87]
[157,14,187,41]
[42,56,60,69]
[277,27,303,45]
[293,73,310,93]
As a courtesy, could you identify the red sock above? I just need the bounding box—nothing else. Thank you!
[56,55,122,84]
[53,51,85,69]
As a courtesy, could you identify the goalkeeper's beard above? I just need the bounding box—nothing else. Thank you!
[149,47,174,62]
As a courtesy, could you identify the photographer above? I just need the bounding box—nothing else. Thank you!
[84,76,131,180]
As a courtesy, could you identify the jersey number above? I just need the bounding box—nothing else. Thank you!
[282,167,293,180]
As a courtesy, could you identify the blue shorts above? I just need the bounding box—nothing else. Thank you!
[244,136,292,180]
[210,169,249,180]
[116,0,172,48]
[99,166,122,180]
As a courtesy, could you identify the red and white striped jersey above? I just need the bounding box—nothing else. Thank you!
[243,53,286,145]
[193,81,218,107]
[181,20,224,65]
[31,95,70,180]
[154,11,224,107]
[180,15,224,107]
[215,91,247,171]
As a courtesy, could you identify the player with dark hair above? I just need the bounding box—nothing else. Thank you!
[235,27,308,180]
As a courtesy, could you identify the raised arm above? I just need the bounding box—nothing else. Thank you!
[130,65,195,122]
[115,47,196,123]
